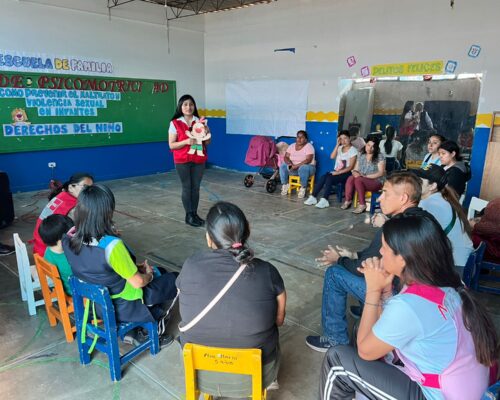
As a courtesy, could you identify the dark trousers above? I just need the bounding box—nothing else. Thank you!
[175,162,205,214]
[320,345,425,400]
[313,172,351,200]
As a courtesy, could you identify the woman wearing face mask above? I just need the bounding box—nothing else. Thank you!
[33,172,94,256]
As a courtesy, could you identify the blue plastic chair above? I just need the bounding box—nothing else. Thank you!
[474,259,500,295]
[369,192,382,216]
[69,276,159,381]
[462,242,486,288]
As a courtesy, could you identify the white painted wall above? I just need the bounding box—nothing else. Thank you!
[204,0,500,114]
[1,0,206,105]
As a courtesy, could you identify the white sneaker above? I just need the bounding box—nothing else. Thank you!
[315,198,330,209]
[281,183,290,196]
[298,187,306,199]
[267,380,280,390]
[304,195,317,205]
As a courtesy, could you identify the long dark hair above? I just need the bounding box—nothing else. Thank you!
[383,215,498,366]
[205,201,254,266]
[48,172,94,200]
[362,136,380,163]
[440,186,472,237]
[384,125,395,155]
[69,184,116,254]
[439,140,462,161]
[170,94,200,122]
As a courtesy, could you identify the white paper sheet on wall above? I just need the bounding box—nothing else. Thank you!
[225,80,309,137]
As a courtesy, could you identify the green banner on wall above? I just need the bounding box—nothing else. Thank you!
[0,71,176,153]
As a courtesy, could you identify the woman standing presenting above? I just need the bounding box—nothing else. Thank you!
[169,95,210,227]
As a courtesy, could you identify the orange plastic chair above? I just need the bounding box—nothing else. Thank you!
[288,175,315,195]
[183,343,267,400]
[34,254,75,342]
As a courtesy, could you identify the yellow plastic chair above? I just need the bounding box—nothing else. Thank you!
[353,191,372,208]
[288,175,315,195]
[183,343,267,400]
[34,254,76,342]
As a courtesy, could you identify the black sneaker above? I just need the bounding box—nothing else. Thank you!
[123,328,148,346]
[159,334,174,349]
[305,335,333,353]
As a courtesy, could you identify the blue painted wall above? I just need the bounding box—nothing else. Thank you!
[0,142,173,192]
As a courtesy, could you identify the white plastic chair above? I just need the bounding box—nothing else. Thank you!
[13,233,45,316]
[467,197,489,220]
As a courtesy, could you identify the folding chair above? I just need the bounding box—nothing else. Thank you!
[34,254,75,342]
[183,343,267,400]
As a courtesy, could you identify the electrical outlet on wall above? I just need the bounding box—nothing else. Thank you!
[48,162,56,168]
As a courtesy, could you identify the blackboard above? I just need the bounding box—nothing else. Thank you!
[0,71,176,153]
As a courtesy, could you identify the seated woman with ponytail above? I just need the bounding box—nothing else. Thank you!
[62,184,178,346]
[177,201,286,396]
[320,214,497,400]
[414,164,473,275]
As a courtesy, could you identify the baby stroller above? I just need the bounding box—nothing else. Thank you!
[243,136,288,193]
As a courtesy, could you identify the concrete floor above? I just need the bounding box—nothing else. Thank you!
[0,168,499,400]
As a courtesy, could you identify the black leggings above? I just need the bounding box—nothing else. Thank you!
[175,162,205,214]
[313,172,351,200]
[320,345,425,400]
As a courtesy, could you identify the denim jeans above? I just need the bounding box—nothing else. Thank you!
[279,163,315,187]
[321,265,366,345]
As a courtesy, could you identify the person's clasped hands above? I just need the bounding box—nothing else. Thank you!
[357,256,394,293]
[315,245,357,267]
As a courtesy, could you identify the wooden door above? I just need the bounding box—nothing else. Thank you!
[480,112,500,200]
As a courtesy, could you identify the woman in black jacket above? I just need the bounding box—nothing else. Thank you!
[438,140,471,197]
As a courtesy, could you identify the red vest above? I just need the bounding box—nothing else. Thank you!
[171,118,207,164]
[33,191,77,255]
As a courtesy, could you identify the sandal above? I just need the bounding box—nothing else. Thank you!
[340,201,352,210]
[352,205,367,214]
